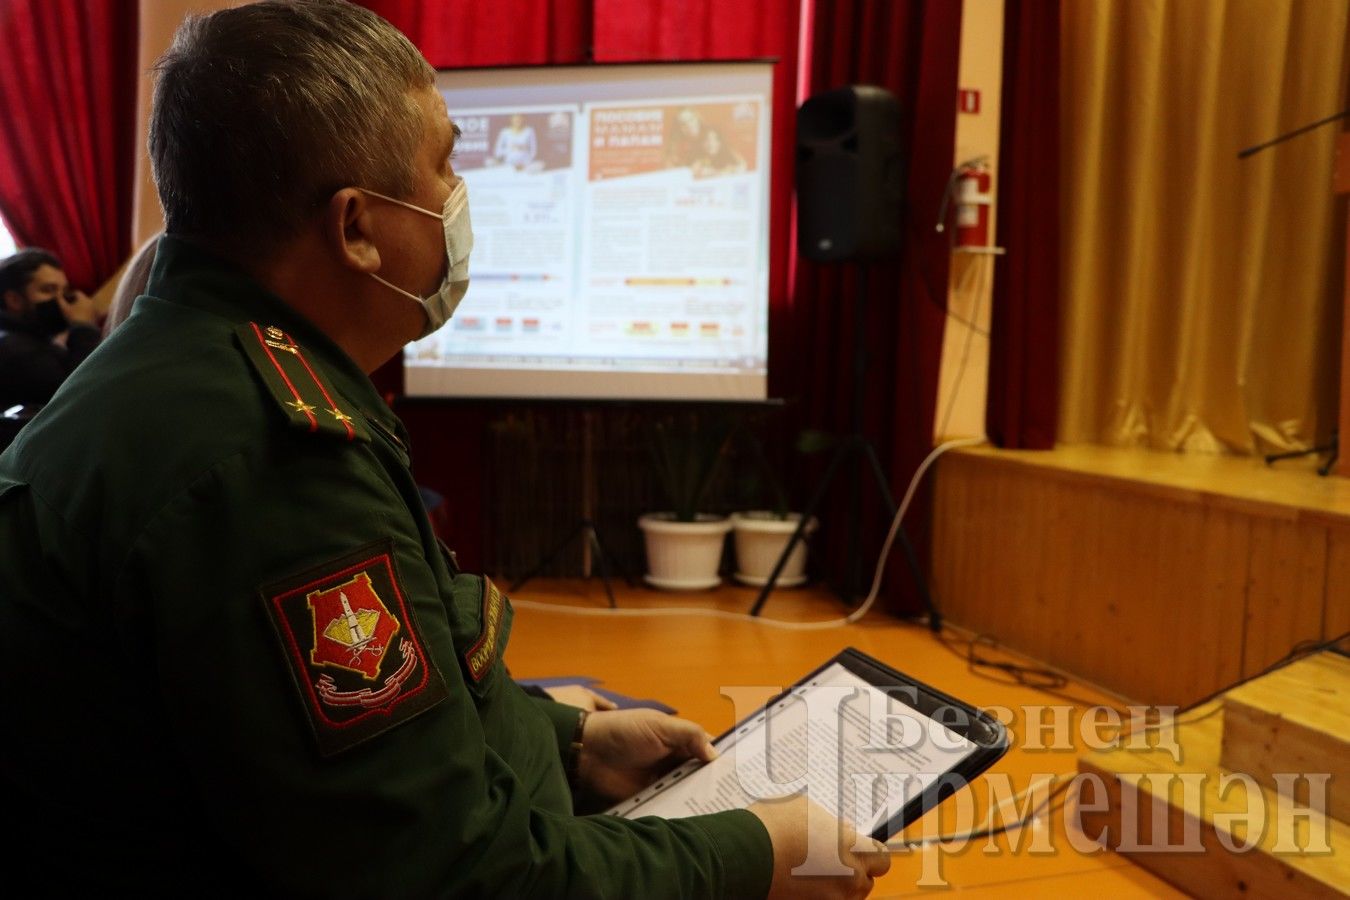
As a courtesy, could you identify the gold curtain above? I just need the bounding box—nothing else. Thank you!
[1060,0,1350,454]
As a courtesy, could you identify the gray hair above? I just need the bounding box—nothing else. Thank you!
[149,0,435,257]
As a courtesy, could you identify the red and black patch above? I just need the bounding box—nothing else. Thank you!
[262,541,447,757]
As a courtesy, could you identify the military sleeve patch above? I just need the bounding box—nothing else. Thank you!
[464,577,509,682]
[261,541,448,757]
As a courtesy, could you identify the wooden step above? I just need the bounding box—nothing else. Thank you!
[1077,651,1349,898]
[1221,652,1350,826]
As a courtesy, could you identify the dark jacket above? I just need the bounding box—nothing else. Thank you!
[0,311,100,408]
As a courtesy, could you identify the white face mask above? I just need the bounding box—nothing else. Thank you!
[361,179,472,338]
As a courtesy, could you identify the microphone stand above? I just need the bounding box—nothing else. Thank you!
[1237,107,1350,159]
[1238,108,1350,476]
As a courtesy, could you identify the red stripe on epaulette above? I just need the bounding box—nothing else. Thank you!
[285,330,356,442]
[249,322,318,433]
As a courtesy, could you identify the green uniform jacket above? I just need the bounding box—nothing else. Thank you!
[0,237,773,898]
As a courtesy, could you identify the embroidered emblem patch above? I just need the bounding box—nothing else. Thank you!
[262,541,448,757]
[464,577,506,682]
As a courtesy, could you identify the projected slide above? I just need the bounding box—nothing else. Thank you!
[405,63,773,402]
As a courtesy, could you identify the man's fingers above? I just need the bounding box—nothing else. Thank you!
[658,715,718,762]
[587,689,618,711]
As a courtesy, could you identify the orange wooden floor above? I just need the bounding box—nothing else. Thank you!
[505,578,1190,898]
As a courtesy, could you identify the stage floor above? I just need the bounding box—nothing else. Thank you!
[506,577,1187,898]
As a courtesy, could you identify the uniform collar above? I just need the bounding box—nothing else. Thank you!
[146,235,402,434]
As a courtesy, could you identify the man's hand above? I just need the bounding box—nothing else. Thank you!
[751,795,890,899]
[59,289,97,327]
[575,709,715,801]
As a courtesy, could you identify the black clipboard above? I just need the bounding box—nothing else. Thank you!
[609,647,1010,840]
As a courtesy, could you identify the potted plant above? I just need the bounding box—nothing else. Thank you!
[729,429,819,587]
[638,414,734,590]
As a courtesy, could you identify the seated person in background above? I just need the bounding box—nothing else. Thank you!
[0,248,100,408]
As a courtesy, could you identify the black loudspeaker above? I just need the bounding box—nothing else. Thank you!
[796,85,905,262]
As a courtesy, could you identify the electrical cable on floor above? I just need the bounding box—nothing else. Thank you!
[933,629,1120,711]
[510,435,988,630]
[885,629,1350,850]
[1110,628,1350,742]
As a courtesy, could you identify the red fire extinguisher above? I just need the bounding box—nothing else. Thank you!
[936,158,1001,253]
[953,165,991,247]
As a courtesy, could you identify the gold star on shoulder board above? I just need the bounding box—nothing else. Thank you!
[286,400,316,414]
[328,408,353,423]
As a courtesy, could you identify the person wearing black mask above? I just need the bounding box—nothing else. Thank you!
[0,248,100,408]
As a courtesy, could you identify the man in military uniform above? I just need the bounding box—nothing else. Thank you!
[0,2,888,896]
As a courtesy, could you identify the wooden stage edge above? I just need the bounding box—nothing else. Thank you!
[932,444,1350,708]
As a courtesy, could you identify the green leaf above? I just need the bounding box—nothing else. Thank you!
[648,415,732,521]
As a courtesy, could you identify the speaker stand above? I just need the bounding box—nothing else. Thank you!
[1264,430,1338,477]
[508,517,632,608]
[748,265,939,627]
[507,409,635,607]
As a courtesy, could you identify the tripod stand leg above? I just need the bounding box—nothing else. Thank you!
[1320,443,1340,477]
[859,440,897,514]
[508,520,587,595]
[858,441,940,629]
[749,440,850,617]
[585,526,618,609]
[585,519,638,588]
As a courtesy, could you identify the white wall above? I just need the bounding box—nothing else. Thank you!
[934,0,1004,441]
[132,0,249,247]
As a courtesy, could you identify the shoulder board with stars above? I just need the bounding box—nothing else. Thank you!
[235,322,370,443]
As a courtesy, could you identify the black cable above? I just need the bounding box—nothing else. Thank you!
[934,628,1116,710]
[905,218,992,337]
[1112,628,1350,741]
[891,630,1350,849]
[910,164,994,337]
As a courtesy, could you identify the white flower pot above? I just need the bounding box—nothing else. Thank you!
[731,511,818,587]
[638,513,732,590]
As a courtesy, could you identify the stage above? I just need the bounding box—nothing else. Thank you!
[932,443,1350,707]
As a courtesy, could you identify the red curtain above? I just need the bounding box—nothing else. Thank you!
[794,0,963,616]
[0,0,138,289]
[985,0,1059,449]
[359,0,590,67]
